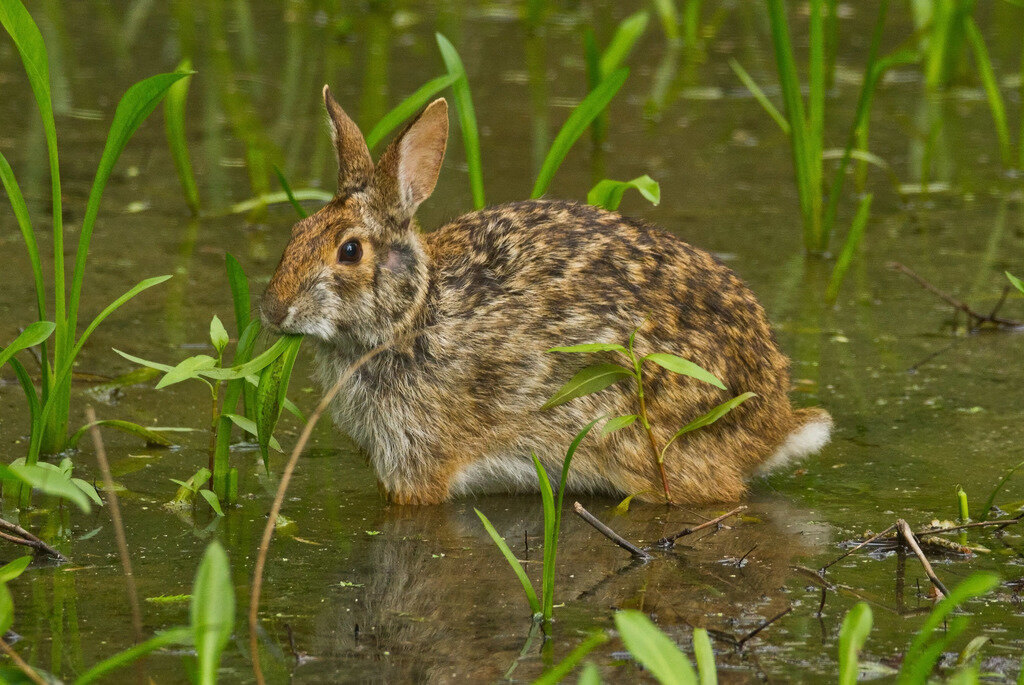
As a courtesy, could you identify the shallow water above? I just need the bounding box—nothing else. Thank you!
[1,1,1023,682]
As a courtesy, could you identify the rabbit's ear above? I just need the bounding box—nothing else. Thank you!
[373,98,448,217]
[323,85,374,196]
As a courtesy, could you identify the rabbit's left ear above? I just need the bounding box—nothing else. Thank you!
[374,98,448,217]
[323,85,374,197]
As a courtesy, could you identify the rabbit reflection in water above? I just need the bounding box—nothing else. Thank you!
[261,86,832,505]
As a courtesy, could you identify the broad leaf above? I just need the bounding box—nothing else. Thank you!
[601,414,638,436]
[587,175,660,212]
[548,342,628,354]
[838,603,872,685]
[666,392,757,446]
[223,414,282,452]
[72,478,103,507]
[7,462,91,512]
[0,585,13,635]
[113,348,175,373]
[1007,271,1024,295]
[191,541,234,685]
[156,355,217,389]
[598,11,649,78]
[255,335,302,467]
[644,353,725,389]
[199,490,225,517]
[200,335,298,381]
[614,610,697,685]
[0,321,55,369]
[692,628,717,685]
[541,363,633,410]
[0,556,31,584]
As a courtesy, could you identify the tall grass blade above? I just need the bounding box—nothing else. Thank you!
[365,74,459,150]
[164,59,199,214]
[598,11,649,77]
[255,335,302,469]
[533,631,610,685]
[964,17,1012,167]
[614,610,698,685]
[0,151,45,319]
[692,628,717,685]
[273,165,307,219]
[68,72,187,335]
[838,603,872,685]
[651,0,680,43]
[826,193,873,304]
[227,189,332,215]
[225,253,251,335]
[979,460,1024,521]
[728,59,791,134]
[436,33,485,209]
[73,628,192,685]
[475,508,541,615]
[532,68,629,198]
[532,453,557,620]
[191,541,234,685]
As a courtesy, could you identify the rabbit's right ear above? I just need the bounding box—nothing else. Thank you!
[373,98,449,219]
[323,85,374,196]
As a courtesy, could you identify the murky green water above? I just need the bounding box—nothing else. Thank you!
[1,1,1023,682]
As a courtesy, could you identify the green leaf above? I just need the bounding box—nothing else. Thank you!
[587,175,660,212]
[199,490,225,517]
[548,342,628,354]
[541,363,634,410]
[826,193,873,304]
[612,492,640,516]
[163,60,199,214]
[533,631,610,685]
[693,627,717,685]
[964,18,1011,168]
[200,334,299,381]
[0,556,31,584]
[601,414,638,436]
[68,419,174,449]
[436,33,485,209]
[729,59,791,134]
[226,189,332,216]
[979,459,1024,521]
[666,392,757,447]
[69,72,189,334]
[1006,272,1024,295]
[113,348,175,373]
[72,478,103,507]
[6,462,91,512]
[577,661,602,685]
[598,11,649,78]
[272,165,307,219]
[0,321,55,370]
[209,315,230,354]
[225,254,251,337]
[474,508,540,615]
[533,452,557,620]
[0,151,45,320]
[74,627,192,685]
[838,603,872,685]
[222,414,282,452]
[614,610,697,685]
[191,541,234,685]
[644,353,726,390]
[365,73,459,150]
[0,585,14,635]
[254,335,302,468]
[532,68,630,198]
[156,355,217,389]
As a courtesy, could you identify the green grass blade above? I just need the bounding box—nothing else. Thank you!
[663,392,757,457]
[272,165,307,219]
[225,253,251,335]
[728,59,791,135]
[1007,271,1024,295]
[436,33,485,209]
[0,0,65,333]
[255,335,302,470]
[200,334,297,381]
[73,627,192,685]
[808,0,825,178]
[615,610,698,685]
[587,175,660,211]
[532,68,629,198]
[532,453,557,620]
[838,603,872,685]
[68,419,173,449]
[68,72,188,338]
[475,508,541,615]
[693,628,717,685]
[598,11,649,78]
[365,73,459,150]
[190,541,234,685]
[0,150,45,320]
[644,353,725,389]
[164,59,199,214]
[651,0,680,43]
[9,358,40,425]
[964,17,1011,168]
[226,188,332,215]
[533,631,610,685]
[979,459,1024,521]
[0,321,54,370]
[826,193,873,304]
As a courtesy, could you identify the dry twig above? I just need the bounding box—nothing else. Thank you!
[888,262,1023,329]
[572,502,650,560]
[0,518,65,561]
[656,505,747,548]
[897,518,949,599]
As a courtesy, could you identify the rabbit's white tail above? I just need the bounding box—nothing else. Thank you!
[754,408,832,476]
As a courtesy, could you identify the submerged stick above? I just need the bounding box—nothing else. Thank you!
[249,342,392,685]
[86,406,143,642]
[888,262,1023,329]
[897,518,949,599]
[656,505,747,548]
[0,518,65,561]
[820,523,897,574]
[572,502,650,560]
[736,606,793,647]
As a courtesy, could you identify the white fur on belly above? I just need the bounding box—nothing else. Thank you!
[449,454,614,497]
[754,416,833,476]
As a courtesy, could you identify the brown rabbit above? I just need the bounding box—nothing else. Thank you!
[261,86,832,505]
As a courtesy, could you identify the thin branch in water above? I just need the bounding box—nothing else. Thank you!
[897,518,949,599]
[86,406,144,642]
[572,502,650,560]
[820,523,897,574]
[888,261,1023,329]
[0,518,65,561]
[655,505,747,548]
[249,341,393,685]
[737,606,793,648]
[914,513,1024,537]
[0,636,46,685]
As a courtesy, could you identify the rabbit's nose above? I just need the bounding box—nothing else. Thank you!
[259,292,289,329]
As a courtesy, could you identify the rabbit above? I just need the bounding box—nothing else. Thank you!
[260,86,832,506]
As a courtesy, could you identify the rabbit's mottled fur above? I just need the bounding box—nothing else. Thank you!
[261,87,832,505]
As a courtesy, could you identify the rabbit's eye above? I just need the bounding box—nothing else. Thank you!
[338,239,362,264]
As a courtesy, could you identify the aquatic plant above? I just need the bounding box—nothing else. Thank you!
[587,175,660,212]
[476,419,601,624]
[544,329,755,503]
[116,257,303,507]
[0,0,184,463]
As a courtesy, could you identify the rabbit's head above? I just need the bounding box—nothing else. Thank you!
[261,86,448,346]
